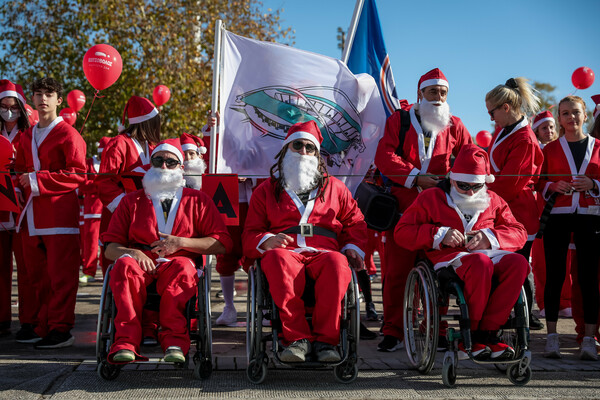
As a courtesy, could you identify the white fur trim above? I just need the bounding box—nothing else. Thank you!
[181,143,198,152]
[199,146,207,154]
[433,226,450,250]
[485,175,495,183]
[449,172,485,184]
[532,117,554,130]
[0,90,26,106]
[282,131,320,151]
[128,107,158,124]
[152,143,184,164]
[257,233,275,254]
[340,244,365,260]
[107,192,125,213]
[419,78,448,90]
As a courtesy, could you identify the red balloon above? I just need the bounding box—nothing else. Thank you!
[59,108,77,126]
[82,44,123,91]
[153,85,171,106]
[67,90,86,112]
[24,104,39,126]
[476,130,492,148]
[572,66,595,90]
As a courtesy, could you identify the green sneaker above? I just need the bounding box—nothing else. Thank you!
[164,346,185,363]
[112,349,135,363]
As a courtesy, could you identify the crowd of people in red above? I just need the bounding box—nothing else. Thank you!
[0,68,598,364]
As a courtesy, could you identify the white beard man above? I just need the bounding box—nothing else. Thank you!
[179,132,208,190]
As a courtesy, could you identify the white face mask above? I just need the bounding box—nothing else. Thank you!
[0,109,20,122]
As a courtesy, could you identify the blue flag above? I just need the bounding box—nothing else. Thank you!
[346,0,399,117]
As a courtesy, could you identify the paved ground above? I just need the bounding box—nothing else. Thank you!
[1,258,599,399]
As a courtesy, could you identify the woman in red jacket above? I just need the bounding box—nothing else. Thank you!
[537,95,600,361]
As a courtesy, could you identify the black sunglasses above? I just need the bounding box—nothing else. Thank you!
[456,181,485,192]
[151,156,181,169]
[291,140,317,154]
[488,105,502,118]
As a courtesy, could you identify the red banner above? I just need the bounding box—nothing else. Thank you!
[201,174,239,226]
[0,136,19,213]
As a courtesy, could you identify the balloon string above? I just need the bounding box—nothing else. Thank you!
[78,90,102,137]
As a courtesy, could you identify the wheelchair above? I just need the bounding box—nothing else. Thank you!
[245,259,360,384]
[96,255,213,381]
[403,257,532,388]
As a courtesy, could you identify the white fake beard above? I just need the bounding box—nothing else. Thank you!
[418,98,451,135]
[281,150,321,193]
[450,184,491,217]
[183,157,206,190]
[142,167,185,201]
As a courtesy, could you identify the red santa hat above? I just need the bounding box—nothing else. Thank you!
[418,68,449,91]
[97,136,111,153]
[118,96,158,133]
[449,144,495,184]
[532,110,554,131]
[591,95,600,120]
[151,138,184,164]
[180,132,207,155]
[0,79,27,106]
[282,120,323,152]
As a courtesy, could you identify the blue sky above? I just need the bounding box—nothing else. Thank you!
[261,0,600,137]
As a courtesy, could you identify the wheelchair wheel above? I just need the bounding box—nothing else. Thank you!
[246,358,268,384]
[192,257,213,379]
[246,266,259,362]
[403,261,439,374]
[194,359,213,380]
[96,267,115,368]
[97,360,120,380]
[507,363,532,386]
[334,359,359,383]
[441,352,457,387]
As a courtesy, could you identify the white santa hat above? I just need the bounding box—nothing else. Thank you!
[449,144,495,184]
[532,110,554,131]
[591,95,600,120]
[0,79,27,106]
[282,120,323,152]
[418,68,449,91]
[118,95,159,133]
[151,138,184,164]
[180,132,207,155]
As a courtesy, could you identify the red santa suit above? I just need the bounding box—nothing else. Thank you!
[80,155,102,277]
[487,118,543,240]
[15,117,86,336]
[394,186,529,331]
[374,106,472,340]
[102,187,232,362]
[243,177,367,345]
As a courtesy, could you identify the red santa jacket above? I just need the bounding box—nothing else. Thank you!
[102,187,233,261]
[81,156,102,218]
[394,185,527,270]
[96,133,154,213]
[15,117,86,235]
[0,125,22,230]
[537,136,600,214]
[374,107,472,211]
[487,119,543,238]
[242,177,368,260]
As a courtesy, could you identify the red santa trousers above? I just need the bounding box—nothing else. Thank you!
[261,248,351,346]
[531,238,572,311]
[108,256,198,362]
[453,253,528,331]
[20,222,80,336]
[81,217,101,277]
[364,229,384,276]
[216,202,249,276]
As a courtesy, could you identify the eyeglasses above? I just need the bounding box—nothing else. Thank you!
[456,181,485,192]
[0,105,20,112]
[291,140,317,154]
[151,156,181,169]
[488,105,502,118]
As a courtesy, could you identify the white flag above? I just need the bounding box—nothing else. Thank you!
[218,30,386,194]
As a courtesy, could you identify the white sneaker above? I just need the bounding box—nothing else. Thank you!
[558,307,572,318]
[544,333,561,359]
[580,336,599,361]
[539,308,545,318]
[216,306,237,326]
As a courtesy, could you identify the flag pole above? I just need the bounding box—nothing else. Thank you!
[341,0,365,64]
[209,19,223,174]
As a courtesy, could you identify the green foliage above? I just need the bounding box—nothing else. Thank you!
[0,0,293,154]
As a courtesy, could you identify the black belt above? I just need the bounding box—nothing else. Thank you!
[282,225,337,239]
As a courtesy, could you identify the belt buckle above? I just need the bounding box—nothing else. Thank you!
[299,223,313,237]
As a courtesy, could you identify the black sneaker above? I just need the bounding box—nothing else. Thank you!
[365,302,379,321]
[34,330,75,349]
[437,335,449,352]
[377,335,403,352]
[529,314,544,331]
[360,322,378,340]
[15,324,41,344]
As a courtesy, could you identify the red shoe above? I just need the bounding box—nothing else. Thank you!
[487,341,515,361]
[458,342,491,361]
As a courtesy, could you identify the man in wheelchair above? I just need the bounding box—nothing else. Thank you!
[243,120,367,363]
[395,144,529,361]
[102,139,232,364]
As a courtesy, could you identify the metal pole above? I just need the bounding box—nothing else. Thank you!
[209,19,223,174]
[341,0,364,64]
